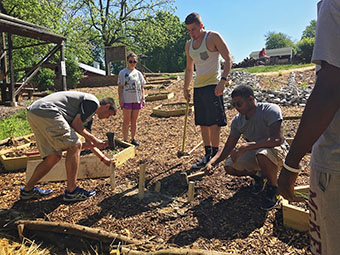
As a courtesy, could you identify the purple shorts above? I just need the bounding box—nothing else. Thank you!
[123,103,143,110]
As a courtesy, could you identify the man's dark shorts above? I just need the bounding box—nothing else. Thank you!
[193,84,227,127]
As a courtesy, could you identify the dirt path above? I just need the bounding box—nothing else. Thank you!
[255,65,315,76]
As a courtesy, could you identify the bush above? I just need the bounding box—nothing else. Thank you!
[66,57,83,89]
[34,68,55,91]
[295,37,315,63]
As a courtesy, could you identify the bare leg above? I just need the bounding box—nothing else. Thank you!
[122,109,132,141]
[130,109,140,140]
[200,126,211,146]
[225,165,257,177]
[209,125,221,147]
[65,143,82,192]
[24,153,62,191]
[256,154,278,186]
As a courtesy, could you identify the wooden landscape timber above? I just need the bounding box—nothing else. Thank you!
[282,185,309,232]
[25,139,135,183]
[145,91,174,102]
[152,102,194,117]
[8,219,231,255]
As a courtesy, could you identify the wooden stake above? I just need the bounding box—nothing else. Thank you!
[109,160,115,190]
[138,164,146,200]
[188,181,194,202]
[154,181,161,192]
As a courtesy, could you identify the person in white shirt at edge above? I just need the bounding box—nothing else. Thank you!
[278,0,340,254]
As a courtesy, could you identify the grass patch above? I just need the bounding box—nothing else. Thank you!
[161,74,177,79]
[233,63,314,73]
[0,109,32,140]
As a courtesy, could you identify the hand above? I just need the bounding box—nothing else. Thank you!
[142,99,145,107]
[230,144,247,163]
[101,156,111,167]
[119,100,124,109]
[183,89,191,102]
[203,163,214,175]
[278,167,304,202]
[214,81,225,96]
[92,138,107,149]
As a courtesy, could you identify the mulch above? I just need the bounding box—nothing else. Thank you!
[0,71,313,254]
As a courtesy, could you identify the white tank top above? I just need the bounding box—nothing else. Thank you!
[189,31,221,88]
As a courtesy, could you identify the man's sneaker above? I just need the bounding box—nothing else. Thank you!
[192,155,210,169]
[130,139,140,146]
[261,185,281,210]
[63,187,96,202]
[20,187,53,200]
[251,176,267,195]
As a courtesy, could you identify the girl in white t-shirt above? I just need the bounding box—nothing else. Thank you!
[118,52,146,146]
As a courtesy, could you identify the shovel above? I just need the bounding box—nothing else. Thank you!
[177,101,190,158]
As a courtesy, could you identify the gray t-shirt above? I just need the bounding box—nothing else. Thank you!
[118,68,146,103]
[27,91,99,125]
[310,0,340,174]
[230,103,283,143]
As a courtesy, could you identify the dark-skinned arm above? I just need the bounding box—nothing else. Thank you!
[278,62,340,201]
[205,135,239,174]
[231,120,283,163]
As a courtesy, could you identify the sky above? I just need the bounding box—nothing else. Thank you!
[174,0,319,63]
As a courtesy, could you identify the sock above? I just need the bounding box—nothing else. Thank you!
[211,147,219,157]
[204,146,212,157]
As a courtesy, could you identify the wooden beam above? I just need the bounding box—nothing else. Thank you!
[138,164,146,200]
[26,140,135,183]
[188,181,194,202]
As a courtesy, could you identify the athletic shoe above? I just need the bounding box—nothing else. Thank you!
[20,187,53,200]
[130,139,140,146]
[63,187,96,202]
[192,155,210,169]
[251,176,267,195]
[261,184,281,210]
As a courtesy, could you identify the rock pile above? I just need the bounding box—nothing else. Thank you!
[223,71,314,109]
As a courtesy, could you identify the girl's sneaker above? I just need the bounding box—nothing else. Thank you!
[63,187,96,201]
[20,187,53,200]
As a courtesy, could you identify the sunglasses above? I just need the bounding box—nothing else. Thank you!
[128,60,137,64]
[232,101,243,108]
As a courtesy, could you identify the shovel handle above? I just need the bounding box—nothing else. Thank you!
[181,101,190,152]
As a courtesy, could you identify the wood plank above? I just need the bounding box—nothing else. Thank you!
[282,185,309,232]
[26,140,135,183]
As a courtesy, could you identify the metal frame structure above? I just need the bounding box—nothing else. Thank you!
[0,13,66,105]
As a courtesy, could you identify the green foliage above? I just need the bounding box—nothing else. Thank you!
[234,63,314,73]
[34,68,55,91]
[301,20,316,39]
[0,110,32,140]
[133,11,189,72]
[295,37,315,63]
[265,32,295,50]
[65,57,83,89]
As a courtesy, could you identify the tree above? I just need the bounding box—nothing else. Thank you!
[78,0,175,74]
[295,37,315,63]
[301,20,316,39]
[265,32,295,50]
[132,11,189,72]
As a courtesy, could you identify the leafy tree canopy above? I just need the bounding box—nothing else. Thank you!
[301,19,316,39]
[265,32,295,50]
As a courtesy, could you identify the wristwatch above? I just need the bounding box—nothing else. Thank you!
[221,76,227,81]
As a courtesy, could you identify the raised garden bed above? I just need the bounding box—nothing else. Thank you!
[25,139,135,183]
[152,102,194,117]
[145,91,174,102]
[0,134,35,151]
[0,143,41,171]
[282,185,309,232]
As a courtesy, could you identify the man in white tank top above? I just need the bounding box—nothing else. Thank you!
[183,12,232,169]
